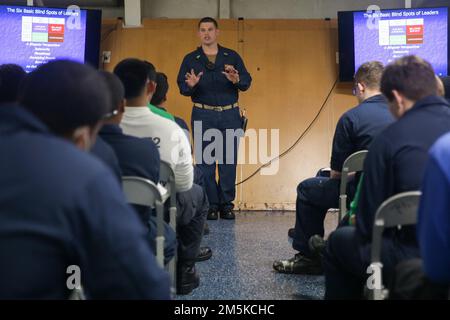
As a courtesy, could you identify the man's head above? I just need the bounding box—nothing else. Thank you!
[381,55,438,119]
[19,60,110,151]
[99,71,125,125]
[353,61,384,103]
[0,64,26,104]
[113,58,157,105]
[198,17,219,46]
[150,72,169,107]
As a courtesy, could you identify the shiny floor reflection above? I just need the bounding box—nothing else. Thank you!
[177,211,336,300]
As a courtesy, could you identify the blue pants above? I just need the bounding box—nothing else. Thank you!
[192,107,243,211]
[323,226,420,299]
[292,177,340,257]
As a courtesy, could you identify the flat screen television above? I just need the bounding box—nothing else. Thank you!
[0,4,102,72]
[338,6,449,81]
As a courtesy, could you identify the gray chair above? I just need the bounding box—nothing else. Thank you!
[367,191,421,300]
[159,161,177,291]
[122,176,165,268]
[339,150,368,220]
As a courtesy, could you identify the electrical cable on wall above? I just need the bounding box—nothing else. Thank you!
[235,77,339,186]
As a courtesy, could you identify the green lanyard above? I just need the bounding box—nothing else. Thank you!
[348,173,364,226]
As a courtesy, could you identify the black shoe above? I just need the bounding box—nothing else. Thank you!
[288,228,296,238]
[196,246,212,262]
[207,209,218,220]
[177,263,200,295]
[220,208,235,220]
[203,222,210,235]
[273,253,323,275]
[308,235,327,258]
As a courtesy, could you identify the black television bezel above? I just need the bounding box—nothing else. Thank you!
[0,4,102,69]
[338,6,450,82]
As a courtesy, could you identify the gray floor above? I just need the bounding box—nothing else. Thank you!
[177,210,338,300]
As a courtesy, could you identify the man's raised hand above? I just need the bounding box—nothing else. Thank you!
[185,69,203,88]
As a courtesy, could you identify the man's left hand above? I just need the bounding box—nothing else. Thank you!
[222,65,240,84]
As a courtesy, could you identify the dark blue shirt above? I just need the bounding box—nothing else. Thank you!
[0,107,170,299]
[91,136,122,182]
[177,45,252,106]
[99,124,160,183]
[356,95,450,246]
[418,132,450,284]
[331,94,394,171]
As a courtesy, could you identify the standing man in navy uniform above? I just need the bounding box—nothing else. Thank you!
[177,17,252,220]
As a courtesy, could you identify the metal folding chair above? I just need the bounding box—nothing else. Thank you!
[159,161,177,291]
[122,176,165,268]
[367,191,421,300]
[339,150,368,221]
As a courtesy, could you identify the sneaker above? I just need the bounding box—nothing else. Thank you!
[273,253,323,275]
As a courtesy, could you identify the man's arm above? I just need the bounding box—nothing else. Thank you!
[330,114,355,175]
[78,171,171,299]
[177,55,198,97]
[355,135,393,243]
[418,155,450,284]
[171,128,194,192]
[233,52,252,91]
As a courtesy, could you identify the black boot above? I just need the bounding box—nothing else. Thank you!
[207,209,218,220]
[177,262,200,295]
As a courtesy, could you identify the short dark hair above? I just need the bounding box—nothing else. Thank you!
[113,58,156,100]
[381,55,438,102]
[151,72,169,106]
[19,60,110,136]
[198,17,218,29]
[0,64,26,104]
[440,76,450,100]
[354,61,384,90]
[99,71,125,113]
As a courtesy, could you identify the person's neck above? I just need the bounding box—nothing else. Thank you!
[157,101,167,110]
[125,96,149,107]
[202,43,218,55]
[362,90,381,102]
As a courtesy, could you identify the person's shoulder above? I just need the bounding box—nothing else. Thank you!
[123,132,159,155]
[183,48,201,60]
[430,132,450,170]
[220,46,240,57]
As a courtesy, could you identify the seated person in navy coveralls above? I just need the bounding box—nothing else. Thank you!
[324,56,450,299]
[177,17,252,220]
[0,60,170,299]
[273,62,394,275]
[97,71,177,266]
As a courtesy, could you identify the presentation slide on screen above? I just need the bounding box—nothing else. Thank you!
[0,6,87,72]
[354,7,448,76]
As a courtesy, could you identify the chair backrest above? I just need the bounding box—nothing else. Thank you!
[122,176,162,207]
[159,161,176,202]
[370,191,421,263]
[339,150,368,220]
[368,191,421,300]
[122,176,165,268]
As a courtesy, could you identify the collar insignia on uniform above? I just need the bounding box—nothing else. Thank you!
[196,55,201,59]
[224,52,229,56]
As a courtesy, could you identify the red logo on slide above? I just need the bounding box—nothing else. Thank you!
[407,25,424,44]
[48,24,64,42]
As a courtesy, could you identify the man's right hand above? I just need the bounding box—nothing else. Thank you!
[185,69,203,88]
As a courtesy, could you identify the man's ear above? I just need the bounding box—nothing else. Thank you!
[147,80,157,95]
[390,89,405,118]
[72,126,92,151]
[119,99,126,113]
[357,82,365,93]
